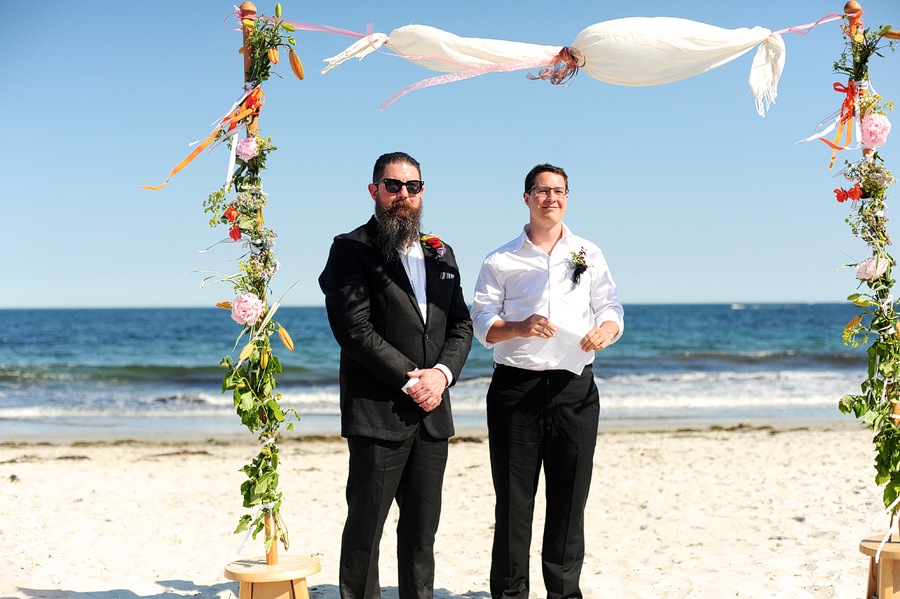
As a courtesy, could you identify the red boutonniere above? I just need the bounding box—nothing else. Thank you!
[421,234,447,262]
[835,182,863,203]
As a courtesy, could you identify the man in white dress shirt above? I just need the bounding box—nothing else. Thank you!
[471,164,624,599]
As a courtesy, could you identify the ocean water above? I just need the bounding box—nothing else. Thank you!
[0,304,867,437]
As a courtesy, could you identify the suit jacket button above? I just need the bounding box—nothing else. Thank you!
[424,334,430,340]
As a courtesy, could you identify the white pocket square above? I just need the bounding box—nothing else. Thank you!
[440,272,455,280]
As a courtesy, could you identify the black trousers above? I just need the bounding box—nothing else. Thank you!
[487,364,600,599]
[339,424,449,599]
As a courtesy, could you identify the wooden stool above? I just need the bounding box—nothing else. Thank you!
[860,535,900,599]
[224,555,321,599]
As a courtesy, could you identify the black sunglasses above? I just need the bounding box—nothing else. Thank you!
[374,178,424,194]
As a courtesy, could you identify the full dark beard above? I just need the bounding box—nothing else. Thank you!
[375,201,422,262]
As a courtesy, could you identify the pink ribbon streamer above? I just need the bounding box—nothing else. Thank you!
[259,16,369,39]
[380,56,557,110]
[224,7,242,31]
[774,13,843,36]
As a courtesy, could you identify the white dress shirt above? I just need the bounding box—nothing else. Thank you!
[398,237,453,389]
[472,224,624,371]
[400,240,428,324]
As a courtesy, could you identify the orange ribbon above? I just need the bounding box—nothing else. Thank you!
[841,10,865,40]
[142,87,265,191]
[819,81,857,170]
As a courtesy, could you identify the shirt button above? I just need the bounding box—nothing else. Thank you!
[424,334,430,340]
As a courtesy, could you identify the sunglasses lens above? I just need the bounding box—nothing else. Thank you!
[382,179,402,193]
[380,179,423,194]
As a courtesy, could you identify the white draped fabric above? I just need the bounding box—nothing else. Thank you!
[390,25,562,72]
[322,18,786,116]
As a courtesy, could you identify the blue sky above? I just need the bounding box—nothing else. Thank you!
[3,0,899,308]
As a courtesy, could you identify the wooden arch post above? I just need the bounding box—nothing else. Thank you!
[851,0,900,595]
[241,1,260,134]
[240,0,278,570]
[224,4,321,598]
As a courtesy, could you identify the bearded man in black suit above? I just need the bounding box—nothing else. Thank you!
[319,152,473,599]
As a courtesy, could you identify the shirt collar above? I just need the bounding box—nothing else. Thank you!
[514,223,573,253]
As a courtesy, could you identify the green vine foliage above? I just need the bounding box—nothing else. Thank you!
[833,17,896,82]
[244,14,297,85]
[200,5,301,554]
[832,14,900,509]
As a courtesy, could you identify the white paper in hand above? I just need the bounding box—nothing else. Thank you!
[525,326,592,375]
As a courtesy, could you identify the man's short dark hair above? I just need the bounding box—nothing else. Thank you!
[524,164,568,193]
[373,152,422,183]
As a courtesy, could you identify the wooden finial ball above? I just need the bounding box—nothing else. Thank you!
[240,2,257,18]
[844,1,862,14]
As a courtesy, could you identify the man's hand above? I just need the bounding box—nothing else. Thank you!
[517,314,558,339]
[486,314,558,344]
[580,325,618,352]
[406,368,449,412]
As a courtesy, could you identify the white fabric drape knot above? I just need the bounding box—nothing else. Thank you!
[322,17,786,116]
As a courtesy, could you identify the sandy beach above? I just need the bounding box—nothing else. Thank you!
[0,419,886,599]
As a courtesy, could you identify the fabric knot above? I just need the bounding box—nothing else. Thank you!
[527,47,585,86]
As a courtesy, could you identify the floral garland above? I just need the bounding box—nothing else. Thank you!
[200,4,303,555]
[830,9,900,509]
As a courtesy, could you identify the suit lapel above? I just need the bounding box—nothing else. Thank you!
[383,254,415,294]
[424,252,439,328]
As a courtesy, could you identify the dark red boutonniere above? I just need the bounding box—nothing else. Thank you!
[421,234,447,262]
[569,247,591,284]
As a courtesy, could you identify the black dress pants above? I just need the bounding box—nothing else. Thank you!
[487,364,600,599]
[339,424,449,599]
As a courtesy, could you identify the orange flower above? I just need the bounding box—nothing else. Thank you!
[225,206,238,222]
[230,224,242,241]
[239,342,256,361]
[835,183,863,203]
[845,315,863,331]
[278,326,295,351]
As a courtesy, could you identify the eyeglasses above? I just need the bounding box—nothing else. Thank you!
[374,178,424,195]
[529,187,568,199]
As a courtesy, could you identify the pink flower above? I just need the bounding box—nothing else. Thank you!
[231,292,264,326]
[856,256,890,281]
[861,113,891,149]
[235,137,260,162]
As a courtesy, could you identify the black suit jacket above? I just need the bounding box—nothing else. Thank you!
[318,217,473,441]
